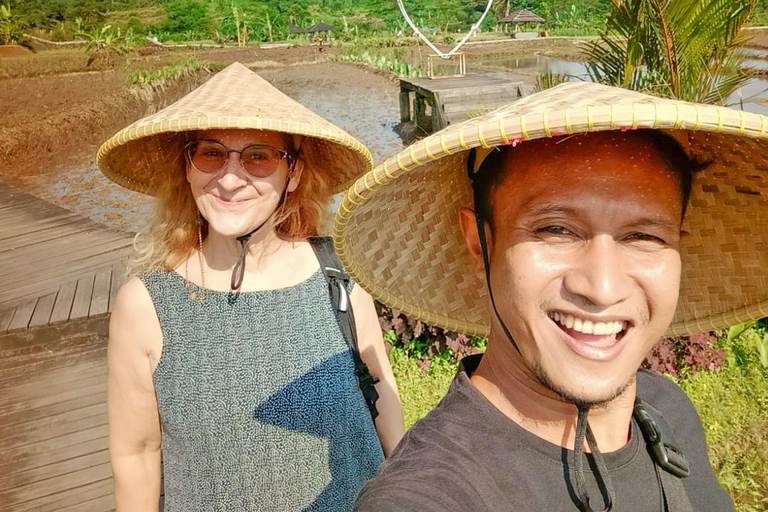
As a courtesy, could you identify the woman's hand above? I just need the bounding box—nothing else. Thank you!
[351,286,406,457]
[107,277,163,511]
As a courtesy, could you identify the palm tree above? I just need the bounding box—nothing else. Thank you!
[584,0,756,104]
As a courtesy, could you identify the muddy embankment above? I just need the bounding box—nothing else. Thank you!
[0,72,211,193]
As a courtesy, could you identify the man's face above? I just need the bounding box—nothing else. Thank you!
[481,132,683,405]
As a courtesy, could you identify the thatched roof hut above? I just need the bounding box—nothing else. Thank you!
[498,9,546,24]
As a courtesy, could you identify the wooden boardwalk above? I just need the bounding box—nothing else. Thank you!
[399,74,525,133]
[0,180,134,334]
[0,324,113,512]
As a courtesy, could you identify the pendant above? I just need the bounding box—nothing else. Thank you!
[189,291,197,301]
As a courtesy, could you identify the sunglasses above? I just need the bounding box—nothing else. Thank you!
[185,139,297,178]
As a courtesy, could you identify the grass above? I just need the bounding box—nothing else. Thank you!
[390,333,768,511]
[389,347,455,428]
[335,50,422,78]
[127,56,218,87]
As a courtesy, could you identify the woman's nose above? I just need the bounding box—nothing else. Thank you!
[216,153,249,189]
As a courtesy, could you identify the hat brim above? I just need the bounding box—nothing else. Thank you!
[98,63,373,196]
[98,115,371,195]
[334,82,768,337]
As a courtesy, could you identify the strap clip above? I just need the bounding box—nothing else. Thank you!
[634,399,691,478]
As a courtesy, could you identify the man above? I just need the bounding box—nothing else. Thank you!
[334,82,768,511]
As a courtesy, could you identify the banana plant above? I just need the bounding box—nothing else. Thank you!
[0,3,25,45]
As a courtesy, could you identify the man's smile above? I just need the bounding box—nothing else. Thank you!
[547,311,633,361]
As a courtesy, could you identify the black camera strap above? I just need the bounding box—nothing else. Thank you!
[309,236,380,421]
[634,398,694,512]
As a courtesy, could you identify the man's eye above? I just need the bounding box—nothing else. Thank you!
[537,225,572,236]
[626,232,665,244]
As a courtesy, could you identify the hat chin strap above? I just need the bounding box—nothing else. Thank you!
[229,177,292,291]
[468,150,614,512]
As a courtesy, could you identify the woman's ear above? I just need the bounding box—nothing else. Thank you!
[286,159,305,193]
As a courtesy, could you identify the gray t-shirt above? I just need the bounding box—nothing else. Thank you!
[355,354,732,512]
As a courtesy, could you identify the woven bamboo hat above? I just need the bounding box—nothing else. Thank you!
[335,82,768,338]
[98,62,372,194]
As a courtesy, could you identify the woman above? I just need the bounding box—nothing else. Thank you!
[99,63,404,512]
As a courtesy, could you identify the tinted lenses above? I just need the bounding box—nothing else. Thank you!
[187,140,290,177]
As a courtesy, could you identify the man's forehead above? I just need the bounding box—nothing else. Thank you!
[491,131,685,220]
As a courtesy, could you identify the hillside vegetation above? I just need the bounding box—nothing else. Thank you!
[4,0,635,42]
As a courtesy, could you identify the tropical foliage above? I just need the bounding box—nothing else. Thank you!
[584,0,757,104]
[0,3,25,45]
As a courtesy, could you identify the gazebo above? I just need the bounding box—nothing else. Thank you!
[498,9,546,38]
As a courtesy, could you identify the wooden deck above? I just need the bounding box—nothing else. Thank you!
[0,320,113,511]
[0,180,134,334]
[399,74,525,133]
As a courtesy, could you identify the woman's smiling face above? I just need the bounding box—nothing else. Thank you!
[186,129,300,238]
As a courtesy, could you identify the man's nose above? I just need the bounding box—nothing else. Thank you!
[562,235,632,309]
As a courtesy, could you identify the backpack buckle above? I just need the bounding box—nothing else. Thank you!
[634,400,691,478]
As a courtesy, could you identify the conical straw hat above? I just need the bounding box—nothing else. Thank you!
[335,82,768,338]
[98,62,372,195]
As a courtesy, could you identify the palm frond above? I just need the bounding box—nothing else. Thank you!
[583,0,757,104]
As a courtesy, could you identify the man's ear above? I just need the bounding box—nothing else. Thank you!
[459,207,488,279]
[286,159,305,193]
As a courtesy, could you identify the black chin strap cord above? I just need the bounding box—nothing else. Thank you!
[573,405,616,512]
[468,150,614,512]
[229,176,292,291]
[468,150,520,354]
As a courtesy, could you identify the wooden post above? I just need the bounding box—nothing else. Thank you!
[399,86,411,123]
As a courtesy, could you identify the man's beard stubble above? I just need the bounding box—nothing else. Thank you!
[528,356,637,409]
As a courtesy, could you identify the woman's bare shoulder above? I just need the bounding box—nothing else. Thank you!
[110,276,162,350]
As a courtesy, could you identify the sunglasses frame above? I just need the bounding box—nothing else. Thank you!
[184,139,297,178]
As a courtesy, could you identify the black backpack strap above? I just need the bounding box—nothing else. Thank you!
[634,398,694,512]
[309,237,380,420]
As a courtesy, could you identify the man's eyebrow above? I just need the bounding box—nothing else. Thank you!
[524,204,680,230]
[524,204,580,217]
[626,217,681,231]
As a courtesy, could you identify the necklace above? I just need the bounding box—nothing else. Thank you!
[185,220,206,303]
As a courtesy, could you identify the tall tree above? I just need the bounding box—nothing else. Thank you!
[584,0,756,104]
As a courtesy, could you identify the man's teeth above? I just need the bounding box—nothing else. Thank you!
[551,312,626,335]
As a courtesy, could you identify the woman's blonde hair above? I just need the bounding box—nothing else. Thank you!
[129,135,332,275]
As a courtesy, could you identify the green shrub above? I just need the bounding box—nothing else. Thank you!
[680,324,768,511]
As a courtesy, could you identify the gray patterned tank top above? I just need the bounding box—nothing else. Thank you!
[141,269,384,512]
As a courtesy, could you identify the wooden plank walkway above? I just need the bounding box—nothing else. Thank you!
[0,327,113,512]
[399,74,525,133]
[0,180,134,334]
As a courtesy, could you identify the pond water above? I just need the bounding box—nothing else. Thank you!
[474,52,768,115]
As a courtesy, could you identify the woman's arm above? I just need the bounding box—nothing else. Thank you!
[107,277,163,511]
[351,286,405,457]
